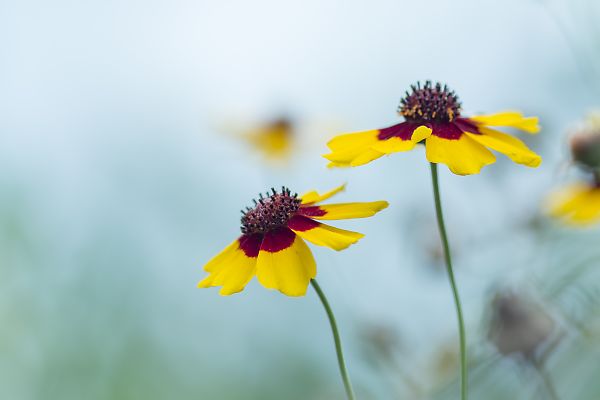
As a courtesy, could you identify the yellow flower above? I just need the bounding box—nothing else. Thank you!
[547,182,600,225]
[242,117,293,160]
[198,185,388,296]
[547,112,600,226]
[324,81,542,175]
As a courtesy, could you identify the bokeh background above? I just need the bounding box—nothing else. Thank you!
[2,0,600,399]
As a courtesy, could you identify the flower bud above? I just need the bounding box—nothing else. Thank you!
[488,292,555,359]
[570,113,600,170]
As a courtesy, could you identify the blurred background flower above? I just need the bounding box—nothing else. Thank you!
[225,116,296,163]
[547,112,600,224]
[487,290,558,360]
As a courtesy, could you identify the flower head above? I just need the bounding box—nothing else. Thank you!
[243,117,294,160]
[198,185,388,296]
[399,81,461,123]
[547,113,600,225]
[324,81,542,175]
[488,291,556,360]
[547,179,600,225]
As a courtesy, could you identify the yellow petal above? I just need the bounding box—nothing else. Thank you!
[371,136,417,153]
[470,111,540,134]
[324,146,384,166]
[466,127,541,168]
[324,124,429,167]
[324,149,386,168]
[547,184,588,216]
[349,148,385,166]
[425,134,496,175]
[547,184,600,225]
[327,161,350,168]
[245,126,291,158]
[323,130,384,167]
[411,125,433,142]
[326,129,380,151]
[301,184,346,205]
[369,125,431,154]
[198,235,261,295]
[256,233,316,297]
[301,201,389,220]
[288,216,364,250]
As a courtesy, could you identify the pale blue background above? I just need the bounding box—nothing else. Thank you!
[1,0,600,399]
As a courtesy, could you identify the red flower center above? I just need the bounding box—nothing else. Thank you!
[241,187,301,234]
[399,81,461,123]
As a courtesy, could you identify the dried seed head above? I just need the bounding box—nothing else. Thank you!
[240,187,301,234]
[570,129,600,171]
[399,81,462,123]
[488,292,556,360]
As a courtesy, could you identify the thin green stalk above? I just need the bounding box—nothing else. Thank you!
[311,279,356,400]
[429,162,468,400]
[532,359,560,400]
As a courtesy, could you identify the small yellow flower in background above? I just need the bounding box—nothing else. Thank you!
[324,81,542,175]
[548,113,600,225]
[548,183,600,225]
[198,185,388,296]
[241,117,294,160]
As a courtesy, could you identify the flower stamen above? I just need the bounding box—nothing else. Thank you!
[399,81,462,123]
[241,187,301,234]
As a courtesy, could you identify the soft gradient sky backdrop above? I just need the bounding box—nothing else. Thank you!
[1,0,599,399]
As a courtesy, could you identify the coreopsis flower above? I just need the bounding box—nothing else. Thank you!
[548,113,600,225]
[242,117,294,160]
[324,81,542,175]
[198,185,388,296]
[548,181,600,225]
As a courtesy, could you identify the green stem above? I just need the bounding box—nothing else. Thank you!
[533,359,560,400]
[429,162,468,400]
[311,279,356,400]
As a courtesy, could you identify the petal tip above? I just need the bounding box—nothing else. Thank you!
[197,279,209,289]
[378,200,390,210]
[325,136,337,149]
[326,161,348,168]
[530,155,542,168]
[343,233,365,249]
[526,117,541,134]
[333,232,365,251]
[218,287,243,296]
[410,125,433,142]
